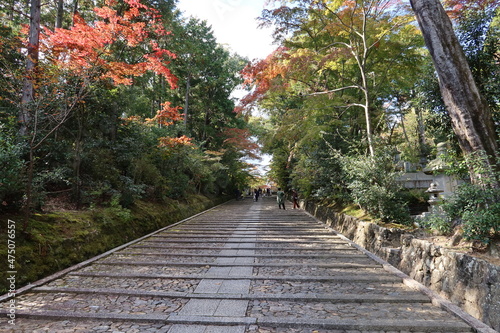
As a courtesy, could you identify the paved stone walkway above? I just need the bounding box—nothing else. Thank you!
[0,197,475,332]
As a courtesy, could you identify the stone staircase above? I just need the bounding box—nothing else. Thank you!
[0,198,475,332]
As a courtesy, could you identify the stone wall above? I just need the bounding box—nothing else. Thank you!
[304,200,500,332]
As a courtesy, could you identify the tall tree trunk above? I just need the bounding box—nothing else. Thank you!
[19,0,41,137]
[73,113,84,209]
[23,144,35,232]
[184,74,190,127]
[410,0,499,184]
[8,0,15,21]
[72,0,79,25]
[21,0,41,232]
[416,107,427,164]
[55,0,64,28]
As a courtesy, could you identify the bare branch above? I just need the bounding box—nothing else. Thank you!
[307,85,361,96]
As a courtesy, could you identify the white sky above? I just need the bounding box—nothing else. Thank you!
[176,0,276,60]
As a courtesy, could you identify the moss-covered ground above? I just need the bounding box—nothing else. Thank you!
[0,195,228,294]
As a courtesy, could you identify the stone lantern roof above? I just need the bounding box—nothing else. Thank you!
[423,142,450,175]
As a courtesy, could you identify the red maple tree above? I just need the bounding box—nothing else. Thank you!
[17,0,185,228]
[43,0,178,88]
[235,47,290,115]
[443,0,499,17]
[222,127,260,160]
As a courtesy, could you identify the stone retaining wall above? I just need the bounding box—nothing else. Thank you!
[304,200,500,332]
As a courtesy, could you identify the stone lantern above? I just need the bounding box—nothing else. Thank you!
[422,142,461,199]
[426,182,444,215]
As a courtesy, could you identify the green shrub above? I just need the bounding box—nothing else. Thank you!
[439,151,500,244]
[342,149,412,225]
[442,182,500,244]
[419,214,453,234]
[0,131,24,211]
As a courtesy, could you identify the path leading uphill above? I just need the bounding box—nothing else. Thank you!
[1,197,475,332]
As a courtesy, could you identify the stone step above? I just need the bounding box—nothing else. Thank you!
[0,310,472,332]
[112,251,364,259]
[32,286,431,303]
[42,275,426,297]
[137,239,348,244]
[127,245,356,251]
[124,249,360,256]
[147,234,341,239]
[68,271,402,283]
[166,227,329,231]
[169,227,328,231]
[100,255,378,266]
[92,260,382,269]
[78,262,387,278]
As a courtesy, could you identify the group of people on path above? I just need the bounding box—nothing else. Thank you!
[253,187,271,201]
[247,187,299,210]
[276,188,299,210]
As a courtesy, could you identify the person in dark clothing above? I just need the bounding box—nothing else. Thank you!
[292,189,299,209]
[277,188,285,209]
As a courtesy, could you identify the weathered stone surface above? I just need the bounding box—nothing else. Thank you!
[304,200,500,332]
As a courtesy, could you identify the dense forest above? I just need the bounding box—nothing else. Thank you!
[0,0,257,227]
[0,0,499,246]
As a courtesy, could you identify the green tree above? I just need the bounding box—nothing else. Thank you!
[257,0,423,156]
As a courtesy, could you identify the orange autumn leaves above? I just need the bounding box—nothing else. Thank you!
[444,0,499,16]
[149,102,193,149]
[43,0,177,88]
[235,47,290,114]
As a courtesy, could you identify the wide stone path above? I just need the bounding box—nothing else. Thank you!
[1,197,475,332]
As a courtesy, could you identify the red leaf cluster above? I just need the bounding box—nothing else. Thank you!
[158,135,194,148]
[443,0,499,18]
[235,47,290,114]
[148,101,183,126]
[222,127,260,159]
[42,0,177,88]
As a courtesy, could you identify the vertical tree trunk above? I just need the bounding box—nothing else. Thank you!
[19,0,41,137]
[55,0,64,28]
[416,107,427,163]
[21,0,41,232]
[72,0,79,25]
[410,0,499,184]
[73,113,84,209]
[23,144,35,232]
[184,75,190,127]
[8,0,15,21]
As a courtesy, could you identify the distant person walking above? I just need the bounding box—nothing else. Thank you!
[292,189,299,209]
[254,189,260,202]
[277,188,285,210]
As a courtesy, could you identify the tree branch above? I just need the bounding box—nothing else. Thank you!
[307,85,360,96]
